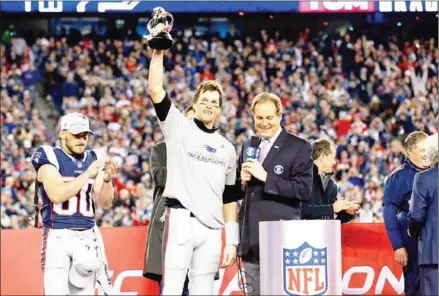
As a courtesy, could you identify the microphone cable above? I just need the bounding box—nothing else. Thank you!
[235,136,261,295]
[235,184,255,296]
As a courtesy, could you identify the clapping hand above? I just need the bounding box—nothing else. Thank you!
[333,199,360,214]
[103,158,119,182]
[86,158,109,179]
[344,204,361,216]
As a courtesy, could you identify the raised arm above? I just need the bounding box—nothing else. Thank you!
[148,49,167,104]
[147,48,187,129]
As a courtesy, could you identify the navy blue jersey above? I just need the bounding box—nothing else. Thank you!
[383,160,424,250]
[31,145,98,229]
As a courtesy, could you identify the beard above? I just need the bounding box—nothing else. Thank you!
[65,142,86,158]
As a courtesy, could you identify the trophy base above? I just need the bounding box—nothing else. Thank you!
[146,32,174,50]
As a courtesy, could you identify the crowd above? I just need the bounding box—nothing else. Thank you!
[1,22,438,229]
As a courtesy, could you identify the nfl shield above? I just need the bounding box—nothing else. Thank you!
[282,242,328,295]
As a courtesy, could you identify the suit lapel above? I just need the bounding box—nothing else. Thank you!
[262,129,288,169]
[325,179,337,203]
[313,164,325,197]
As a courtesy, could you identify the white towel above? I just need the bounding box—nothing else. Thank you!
[93,224,115,295]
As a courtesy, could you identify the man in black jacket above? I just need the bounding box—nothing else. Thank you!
[302,139,359,222]
[233,93,314,295]
[143,106,195,295]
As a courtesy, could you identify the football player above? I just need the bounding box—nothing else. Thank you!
[31,112,118,295]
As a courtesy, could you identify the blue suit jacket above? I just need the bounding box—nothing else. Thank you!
[236,129,313,262]
[383,160,424,250]
[408,164,438,265]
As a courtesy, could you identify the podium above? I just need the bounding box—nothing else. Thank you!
[259,220,342,295]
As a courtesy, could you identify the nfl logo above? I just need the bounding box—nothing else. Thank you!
[282,242,328,295]
[77,162,82,168]
[31,151,42,163]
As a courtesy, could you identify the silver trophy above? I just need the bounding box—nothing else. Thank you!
[144,7,174,50]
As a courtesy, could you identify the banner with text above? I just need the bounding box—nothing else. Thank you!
[1,224,403,295]
[1,1,437,14]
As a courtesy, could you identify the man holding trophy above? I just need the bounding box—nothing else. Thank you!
[145,7,240,295]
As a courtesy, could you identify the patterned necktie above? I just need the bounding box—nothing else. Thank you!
[258,139,270,163]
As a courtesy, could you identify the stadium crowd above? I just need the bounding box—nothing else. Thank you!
[1,23,438,229]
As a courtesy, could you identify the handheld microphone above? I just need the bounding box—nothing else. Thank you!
[237,136,261,295]
[243,136,261,162]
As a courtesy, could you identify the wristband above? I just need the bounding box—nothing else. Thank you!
[225,221,239,246]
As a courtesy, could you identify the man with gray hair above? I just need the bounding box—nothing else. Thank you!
[383,131,431,296]
[408,133,438,296]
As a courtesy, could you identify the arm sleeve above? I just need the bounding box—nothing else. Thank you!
[225,147,237,186]
[90,150,98,161]
[223,146,241,204]
[264,141,313,201]
[302,203,335,220]
[31,146,59,172]
[223,144,246,203]
[408,173,428,236]
[150,143,167,189]
[337,211,355,223]
[302,181,336,220]
[383,174,405,250]
[152,92,172,121]
[223,184,242,204]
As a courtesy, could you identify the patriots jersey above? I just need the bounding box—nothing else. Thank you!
[31,145,98,229]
